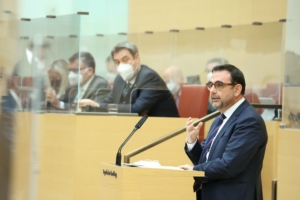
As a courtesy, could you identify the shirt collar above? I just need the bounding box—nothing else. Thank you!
[223,97,245,119]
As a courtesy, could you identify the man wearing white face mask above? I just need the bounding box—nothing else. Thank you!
[46,52,110,110]
[162,66,184,108]
[77,41,179,117]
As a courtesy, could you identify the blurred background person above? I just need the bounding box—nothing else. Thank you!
[205,57,229,114]
[2,74,22,112]
[46,52,110,110]
[0,73,22,200]
[205,57,229,82]
[13,38,50,81]
[105,55,118,88]
[162,66,184,108]
[47,59,69,99]
[12,38,51,111]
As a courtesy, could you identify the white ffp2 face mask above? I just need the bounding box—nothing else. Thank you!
[68,71,83,86]
[167,79,180,95]
[117,60,135,81]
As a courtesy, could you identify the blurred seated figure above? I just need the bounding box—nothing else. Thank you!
[105,56,118,87]
[0,73,21,199]
[205,57,229,114]
[47,59,69,99]
[2,74,22,112]
[13,38,50,81]
[162,66,184,108]
[12,38,52,110]
[77,41,179,117]
[46,52,110,110]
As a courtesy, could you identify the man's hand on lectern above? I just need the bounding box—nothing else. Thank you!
[178,164,193,170]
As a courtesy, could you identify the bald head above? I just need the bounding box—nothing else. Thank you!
[163,66,184,85]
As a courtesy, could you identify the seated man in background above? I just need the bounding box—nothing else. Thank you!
[46,52,110,110]
[205,57,229,114]
[162,66,184,108]
[77,41,179,117]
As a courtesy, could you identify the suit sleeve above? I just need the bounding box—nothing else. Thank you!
[184,141,203,166]
[92,79,110,102]
[193,115,267,181]
[129,72,170,115]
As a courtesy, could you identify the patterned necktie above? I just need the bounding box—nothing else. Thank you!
[122,83,131,97]
[200,113,226,163]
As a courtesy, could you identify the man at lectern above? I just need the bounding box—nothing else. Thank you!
[180,64,268,200]
[77,41,179,117]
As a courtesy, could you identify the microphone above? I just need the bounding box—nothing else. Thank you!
[115,114,148,166]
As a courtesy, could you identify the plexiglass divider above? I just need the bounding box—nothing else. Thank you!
[6,14,287,200]
[283,0,300,129]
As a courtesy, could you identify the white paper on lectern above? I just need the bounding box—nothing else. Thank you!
[124,160,183,170]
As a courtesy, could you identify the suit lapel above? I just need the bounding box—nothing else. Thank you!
[116,79,127,102]
[82,76,96,99]
[207,100,250,161]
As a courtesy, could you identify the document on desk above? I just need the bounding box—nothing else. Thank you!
[123,160,183,170]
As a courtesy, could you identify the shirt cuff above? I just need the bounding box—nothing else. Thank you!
[186,138,197,151]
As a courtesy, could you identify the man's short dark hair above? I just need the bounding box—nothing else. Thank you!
[212,64,246,95]
[110,41,138,59]
[69,52,96,72]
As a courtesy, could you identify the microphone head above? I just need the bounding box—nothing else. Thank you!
[135,114,148,129]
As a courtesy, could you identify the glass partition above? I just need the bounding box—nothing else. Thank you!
[128,22,284,119]
[282,0,300,129]
[1,12,287,200]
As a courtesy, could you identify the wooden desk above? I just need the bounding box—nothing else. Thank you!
[9,113,280,200]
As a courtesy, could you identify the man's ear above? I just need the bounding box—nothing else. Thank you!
[88,67,94,74]
[234,84,242,96]
[135,53,140,60]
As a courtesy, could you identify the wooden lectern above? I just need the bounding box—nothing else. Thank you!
[100,163,205,200]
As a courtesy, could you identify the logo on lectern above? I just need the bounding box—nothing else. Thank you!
[103,169,117,178]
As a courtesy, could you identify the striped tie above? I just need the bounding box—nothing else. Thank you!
[200,113,226,163]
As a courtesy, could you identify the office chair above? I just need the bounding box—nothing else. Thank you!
[178,85,210,142]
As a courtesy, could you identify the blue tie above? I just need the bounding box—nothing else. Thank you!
[123,83,131,97]
[200,113,226,163]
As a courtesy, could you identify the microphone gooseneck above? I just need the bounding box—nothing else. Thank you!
[115,114,148,166]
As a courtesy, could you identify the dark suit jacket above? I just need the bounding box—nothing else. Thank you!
[59,75,110,109]
[185,100,268,200]
[2,92,18,112]
[99,65,179,117]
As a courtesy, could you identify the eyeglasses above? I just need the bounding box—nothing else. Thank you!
[206,81,236,91]
[68,67,87,73]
